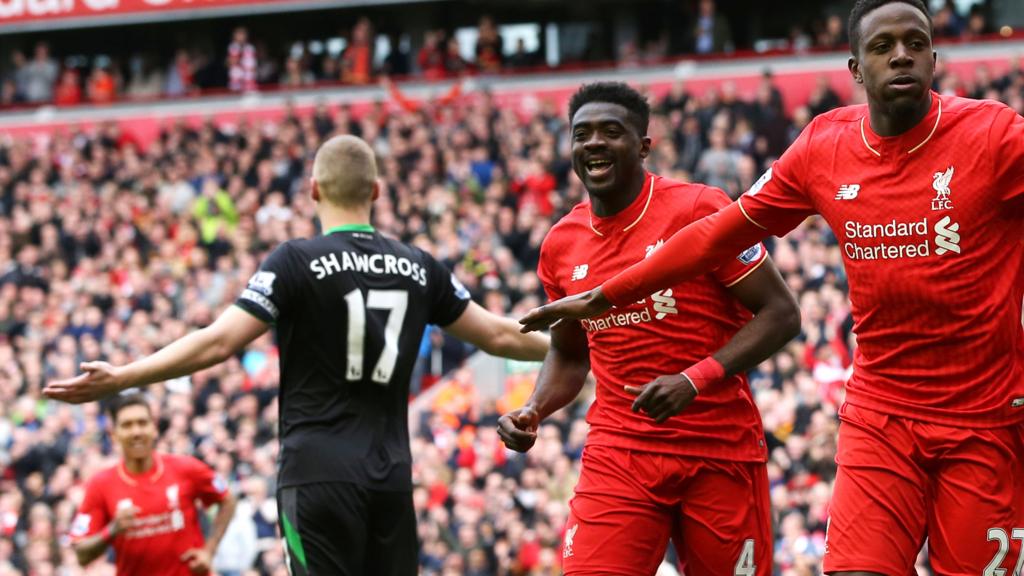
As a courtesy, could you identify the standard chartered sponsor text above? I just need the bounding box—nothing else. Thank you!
[844,218,935,261]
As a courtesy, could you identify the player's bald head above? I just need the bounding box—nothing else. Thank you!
[312,135,378,208]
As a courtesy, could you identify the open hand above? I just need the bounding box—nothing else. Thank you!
[519,288,612,333]
[43,361,126,404]
[497,406,541,452]
[624,374,698,424]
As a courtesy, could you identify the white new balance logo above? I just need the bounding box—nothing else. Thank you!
[571,265,588,281]
[835,185,860,200]
[934,216,961,255]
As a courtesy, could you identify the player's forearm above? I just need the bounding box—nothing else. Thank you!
[74,531,113,566]
[526,351,590,421]
[203,494,237,556]
[119,327,233,390]
[490,317,550,361]
[603,202,766,306]
[713,297,801,378]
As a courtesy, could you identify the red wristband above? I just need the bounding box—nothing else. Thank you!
[683,357,726,394]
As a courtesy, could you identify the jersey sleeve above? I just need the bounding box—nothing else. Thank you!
[69,478,109,542]
[737,120,818,237]
[691,186,768,287]
[235,242,295,324]
[990,104,1024,205]
[536,235,566,302]
[184,456,229,507]
[422,252,471,327]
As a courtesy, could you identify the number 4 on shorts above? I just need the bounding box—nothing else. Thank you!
[734,539,755,576]
[984,528,1024,576]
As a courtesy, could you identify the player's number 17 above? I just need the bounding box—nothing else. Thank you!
[985,528,1024,576]
[344,289,408,384]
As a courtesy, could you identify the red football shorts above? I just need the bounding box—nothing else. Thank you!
[823,403,1024,576]
[561,444,771,576]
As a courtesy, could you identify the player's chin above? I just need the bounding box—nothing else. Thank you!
[882,85,926,105]
[583,175,618,197]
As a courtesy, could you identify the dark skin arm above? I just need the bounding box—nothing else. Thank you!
[497,318,590,452]
[626,258,800,423]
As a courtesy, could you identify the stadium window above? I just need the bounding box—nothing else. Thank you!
[374,35,390,67]
[928,0,984,12]
[455,23,542,64]
[545,23,560,67]
[326,37,346,58]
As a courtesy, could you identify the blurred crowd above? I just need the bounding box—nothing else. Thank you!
[0,0,1003,109]
[0,48,1022,575]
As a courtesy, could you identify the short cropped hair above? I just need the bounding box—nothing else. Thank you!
[848,0,932,56]
[568,82,651,136]
[312,135,379,208]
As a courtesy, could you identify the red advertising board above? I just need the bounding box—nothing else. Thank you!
[0,0,321,28]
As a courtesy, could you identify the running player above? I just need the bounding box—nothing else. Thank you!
[520,2,1024,574]
[46,135,549,576]
[70,392,236,575]
[498,82,800,576]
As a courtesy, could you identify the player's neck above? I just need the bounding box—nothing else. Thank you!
[123,454,155,475]
[868,92,932,137]
[589,170,646,217]
[318,207,372,232]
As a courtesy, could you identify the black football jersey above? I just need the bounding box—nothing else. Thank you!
[235,225,470,490]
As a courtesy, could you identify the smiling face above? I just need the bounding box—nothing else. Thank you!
[849,2,935,113]
[570,102,651,202]
[112,404,157,462]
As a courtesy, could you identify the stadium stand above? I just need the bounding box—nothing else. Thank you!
[1,1,1023,574]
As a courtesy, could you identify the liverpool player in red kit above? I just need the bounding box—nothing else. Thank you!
[498,82,800,575]
[70,393,236,575]
[522,2,1024,575]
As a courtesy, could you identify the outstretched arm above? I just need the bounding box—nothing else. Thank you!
[443,301,549,361]
[520,202,768,331]
[44,306,269,403]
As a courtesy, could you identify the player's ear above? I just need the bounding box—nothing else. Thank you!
[639,136,652,159]
[371,179,381,202]
[848,57,863,84]
[310,177,320,203]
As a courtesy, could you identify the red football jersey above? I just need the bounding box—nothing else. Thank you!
[70,453,228,575]
[538,173,769,462]
[739,92,1024,427]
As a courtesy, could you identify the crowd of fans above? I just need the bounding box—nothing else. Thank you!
[0,43,1021,574]
[0,0,1002,109]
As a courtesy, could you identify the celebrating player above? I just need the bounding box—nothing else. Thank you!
[519,2,1024,575]
[70,393,236,575]
[498,82,800,575]
[46,134,549,575]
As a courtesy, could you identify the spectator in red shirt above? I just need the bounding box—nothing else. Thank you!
[341,17,375,84]
[475,16,504,73]
[53,68,81,106]
[418,30,447,80]
[86,65,116,104]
